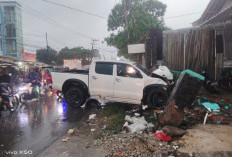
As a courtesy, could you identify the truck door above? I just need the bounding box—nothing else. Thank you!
[89,62,115,99]
[113,63,144,104]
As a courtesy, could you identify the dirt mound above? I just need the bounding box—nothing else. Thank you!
[95,133,177,157]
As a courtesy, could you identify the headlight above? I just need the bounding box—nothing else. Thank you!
[19,87,27,91]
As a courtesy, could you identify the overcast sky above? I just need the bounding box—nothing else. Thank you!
[17,0,210,59]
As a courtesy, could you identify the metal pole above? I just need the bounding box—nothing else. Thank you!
[46,32,48,50]
[0,7,6,56]
[183,34,187,70]
[214,30,217,80]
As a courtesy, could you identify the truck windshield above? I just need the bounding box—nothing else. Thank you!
[133,63,149,75]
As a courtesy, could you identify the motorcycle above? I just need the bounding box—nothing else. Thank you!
[18,83,41,103]
[201,71,219,93]
[0,83,19,112]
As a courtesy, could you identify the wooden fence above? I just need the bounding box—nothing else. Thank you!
[165,29,218,79]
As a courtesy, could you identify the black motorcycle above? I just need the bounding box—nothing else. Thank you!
[0,83,19,112]
[201,71,219,93]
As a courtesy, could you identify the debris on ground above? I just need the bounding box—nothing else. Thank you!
[94,133,176,157]
[162,126,186,137]
[89,114,97,120]
[67,129,74,135]
[154,130,172,142]
[188,95,232,125]
[122,115,154,133]
[62,137,70,142]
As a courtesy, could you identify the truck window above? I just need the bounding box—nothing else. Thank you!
[117,64,143,78]
[95,62,113,75]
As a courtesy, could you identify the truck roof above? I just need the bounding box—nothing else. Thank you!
[93,60,135,65]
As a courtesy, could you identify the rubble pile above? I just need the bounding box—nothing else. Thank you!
[188,95,232,125]
[95,133,177,157]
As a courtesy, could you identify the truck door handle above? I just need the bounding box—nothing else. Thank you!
[115,78,121,82]
[92,76,98,80]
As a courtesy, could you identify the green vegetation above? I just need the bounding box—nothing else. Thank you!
[36,46,57,65]
[105,0,167,58]
[99,103,133,135]
[36,46,100,65]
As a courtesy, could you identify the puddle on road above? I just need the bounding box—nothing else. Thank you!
[0,95,88,157]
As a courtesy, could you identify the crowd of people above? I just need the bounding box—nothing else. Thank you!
[0,66,53,101]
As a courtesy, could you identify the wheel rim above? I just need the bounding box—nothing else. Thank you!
[66,89,82,107]
[150,92,167,107]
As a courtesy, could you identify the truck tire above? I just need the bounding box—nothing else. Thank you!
[65,87,86,108]
[147,88,168,108]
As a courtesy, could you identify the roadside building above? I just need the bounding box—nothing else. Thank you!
[22,50,36,62]
[163,0,232,80]
[0,1,23,58]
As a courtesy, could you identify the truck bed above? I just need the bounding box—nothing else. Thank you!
[51,71,89,91]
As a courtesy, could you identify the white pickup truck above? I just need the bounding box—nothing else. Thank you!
[52,60,173,108]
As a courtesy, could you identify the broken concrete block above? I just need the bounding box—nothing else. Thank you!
[159,71,203,127]
[162,126,186,136]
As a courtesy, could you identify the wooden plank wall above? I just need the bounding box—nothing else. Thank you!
[166,33,185,71]
[166,29,216,79]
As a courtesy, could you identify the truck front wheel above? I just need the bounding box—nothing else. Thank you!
[147,88,168,108]
[65,87,86,108]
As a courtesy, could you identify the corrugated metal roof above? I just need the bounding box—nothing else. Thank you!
[193,0,229,26]
[201,5,232,26]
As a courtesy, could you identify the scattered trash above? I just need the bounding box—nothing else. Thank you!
[67,129,74,135]
[142,105,148,110]
[62,137,70,142]
[154,130,172,142]
[203,112,209,125]
[119,152,124,155]
[134,113,140,117]
[173,145,179,150]
[123,115,151,133]
[102,125,106,130]
[91,129,96,132]
[89,114,96,120]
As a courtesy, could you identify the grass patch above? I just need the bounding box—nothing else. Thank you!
[101,102,132,117]
[100,102,133,134]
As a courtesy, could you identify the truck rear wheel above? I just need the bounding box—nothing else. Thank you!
[147,88,168,108]
[65,87,86,108]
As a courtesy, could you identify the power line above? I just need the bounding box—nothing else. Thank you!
[164,12,202,20]
[20,2,94,39]
[41,0,107,19]
[23,33,44,37]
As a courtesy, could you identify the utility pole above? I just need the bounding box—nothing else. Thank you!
[122,0,129,42]
[90,39,98,62]
[46,32,49,52]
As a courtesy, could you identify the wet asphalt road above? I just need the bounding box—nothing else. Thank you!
[0,94,90,157]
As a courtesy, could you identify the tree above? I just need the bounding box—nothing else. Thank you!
[55,47,97,65]
[105,0,167,57]
[36,46,57,65]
